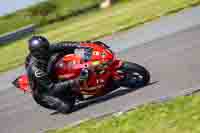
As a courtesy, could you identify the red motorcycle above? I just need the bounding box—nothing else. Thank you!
[13,42,150,110]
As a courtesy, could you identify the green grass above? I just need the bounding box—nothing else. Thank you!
[0,0,200,73]
[0,0,101,35]
[0,14,33,35]
[46,94,200,133]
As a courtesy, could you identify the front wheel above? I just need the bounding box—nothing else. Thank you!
[118,61,150,88]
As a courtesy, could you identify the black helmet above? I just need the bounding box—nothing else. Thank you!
[28,36,49,52]
[28,36,50,58]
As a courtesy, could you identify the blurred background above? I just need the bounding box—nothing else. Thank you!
[0,0,117,36]
[0,0,199,73]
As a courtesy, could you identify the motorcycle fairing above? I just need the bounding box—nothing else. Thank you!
[12,74,31,93]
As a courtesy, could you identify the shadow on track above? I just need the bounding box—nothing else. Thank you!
[51,81,158,115]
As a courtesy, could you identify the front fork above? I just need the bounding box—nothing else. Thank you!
[111,60,125,80]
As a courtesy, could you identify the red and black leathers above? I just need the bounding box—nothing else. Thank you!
[26,41,87,113]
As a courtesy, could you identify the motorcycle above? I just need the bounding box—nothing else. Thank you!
[12,41,150,111]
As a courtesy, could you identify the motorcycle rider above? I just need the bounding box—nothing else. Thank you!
[26,36,90,113]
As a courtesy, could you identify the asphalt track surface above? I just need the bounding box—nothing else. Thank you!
[1,6,200,133]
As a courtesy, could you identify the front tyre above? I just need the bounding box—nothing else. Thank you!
[118,61,150,88]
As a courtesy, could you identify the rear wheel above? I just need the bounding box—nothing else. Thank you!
[118,61,150,88]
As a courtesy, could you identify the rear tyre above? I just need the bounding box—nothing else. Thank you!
[118,61,150,88]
